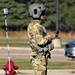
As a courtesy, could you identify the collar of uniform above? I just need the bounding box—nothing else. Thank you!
[31,20,41,24]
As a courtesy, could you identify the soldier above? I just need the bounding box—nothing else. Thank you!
[27,3,59,75]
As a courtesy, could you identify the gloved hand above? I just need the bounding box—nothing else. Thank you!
[55,30,59,37]
[55,30,59,34]
[45,51,51,59]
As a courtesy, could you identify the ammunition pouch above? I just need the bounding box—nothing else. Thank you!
[38,40,51,48]
[38,40,54,52]
[30,40,54,59]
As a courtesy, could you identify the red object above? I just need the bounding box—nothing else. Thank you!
[2,60,19,75]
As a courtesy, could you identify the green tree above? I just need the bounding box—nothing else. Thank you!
[0,0,75,31]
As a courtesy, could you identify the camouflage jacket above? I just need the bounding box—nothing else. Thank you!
[27,20,56,56]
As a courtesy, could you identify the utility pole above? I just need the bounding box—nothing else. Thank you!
[56,0,59,31]
[52,0,62,48]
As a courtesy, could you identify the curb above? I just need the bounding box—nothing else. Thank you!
[18,69,75,74]
[0,47,63,51]
[0,69,75,74]
[0,47,31,50]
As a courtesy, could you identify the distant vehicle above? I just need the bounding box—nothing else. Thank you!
[64,40,75,59]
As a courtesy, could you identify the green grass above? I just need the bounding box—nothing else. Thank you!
[0,59,75,70]
[0,39,29,43]
[62,38,75,42]
[48,61,75,69]
[0,39,30,47]
[0,42,30,47]
[0,59,32,70]
[0,38,74,43]
[0,38,74,48]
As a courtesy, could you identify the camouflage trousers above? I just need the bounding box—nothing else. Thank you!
[31,54,48,75]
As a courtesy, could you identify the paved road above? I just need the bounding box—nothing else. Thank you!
[0,48,75,62]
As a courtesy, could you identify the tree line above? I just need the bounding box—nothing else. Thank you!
[0,0,75,32]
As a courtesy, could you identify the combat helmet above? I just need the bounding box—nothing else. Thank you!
[29,3,46,18]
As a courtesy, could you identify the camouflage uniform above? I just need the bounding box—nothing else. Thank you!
[27,20,56,75]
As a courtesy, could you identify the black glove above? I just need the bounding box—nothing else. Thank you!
[45,51,51,59]
[55,30,59,37]
[55,30,59,34]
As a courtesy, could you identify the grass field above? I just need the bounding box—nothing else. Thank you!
[0,38,74,48]
[0,39,28,43]
[0,39,29,47]
[0,31,75,71]
[0,59,75,70]
[0,30,74,47]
